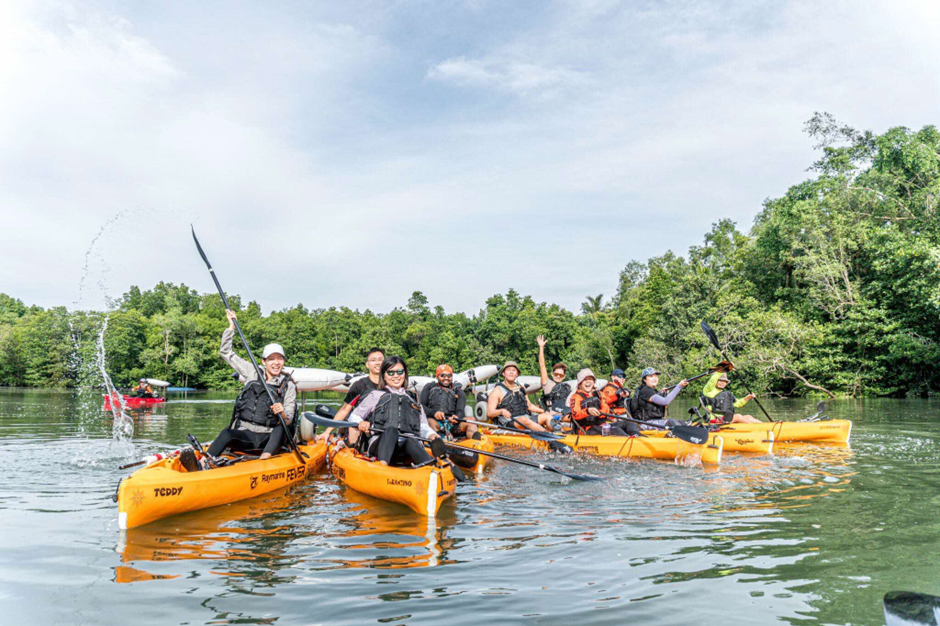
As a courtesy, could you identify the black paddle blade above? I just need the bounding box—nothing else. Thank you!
[315,404,338,418]
[816,401,827,413]
[884,591,940,626]
[450,463,468,483]
[305,412,350,429]
[701,320,721,351]
[547,440,573,454]
[548,466,604,482]
[191,226,212,269]
[670,424,711,445]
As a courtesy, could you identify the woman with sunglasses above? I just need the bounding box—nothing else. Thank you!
[349,356,440,466]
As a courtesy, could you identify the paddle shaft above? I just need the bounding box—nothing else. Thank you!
[456,418,563,441]
[308,415,598,481]
[192,227,305,464]
[702,321,772,421]
[661,361,734,392]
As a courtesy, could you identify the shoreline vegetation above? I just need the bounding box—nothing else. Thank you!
[3,115,940,398]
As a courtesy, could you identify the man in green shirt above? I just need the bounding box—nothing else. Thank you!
[701,372,760,424]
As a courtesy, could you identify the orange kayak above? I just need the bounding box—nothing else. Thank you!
[329,445,458,516]
[485,430,723,465]
[116,442,328,529]
[715,419,852,443]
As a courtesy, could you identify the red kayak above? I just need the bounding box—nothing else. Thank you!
[102,393,167,411]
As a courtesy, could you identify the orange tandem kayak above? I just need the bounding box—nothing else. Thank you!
[329,445,458,516]
[715,419,852,443]
[116,442,328,529]
[485,430,723,465]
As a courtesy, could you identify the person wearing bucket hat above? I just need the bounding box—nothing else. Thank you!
[629,366,689,428]
[701,371,760,424]
[190,309,297,469]
[599,368,630,417]
[420,364,477,439]
[487,360,553,431]
[569,369,640,436]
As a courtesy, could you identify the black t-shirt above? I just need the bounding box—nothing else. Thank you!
[344,376,379,406]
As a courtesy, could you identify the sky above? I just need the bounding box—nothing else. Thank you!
[1,0,939,315]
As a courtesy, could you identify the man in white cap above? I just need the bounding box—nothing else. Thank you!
[186,310,296,469]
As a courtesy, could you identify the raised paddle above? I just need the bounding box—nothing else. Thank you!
[661,361,735,392]
[701,320,772,421]
[883,591,940,626]
[600,412,710,445]
[455,417,565,442]
[192,226,305,465]
[307,413,603,482]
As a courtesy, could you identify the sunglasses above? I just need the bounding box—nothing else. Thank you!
[386,368,406,376]
[439,374,453,378]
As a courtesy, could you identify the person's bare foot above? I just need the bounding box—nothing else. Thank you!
[259,452,272,460]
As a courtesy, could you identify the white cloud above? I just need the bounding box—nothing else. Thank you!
[1,0,939,316]
[427,56,586,96]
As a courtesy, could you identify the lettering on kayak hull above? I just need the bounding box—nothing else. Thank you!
[153,487,183,497]
[387,478,412,487]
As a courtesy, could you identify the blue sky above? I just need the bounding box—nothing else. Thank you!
[2,0,939,314]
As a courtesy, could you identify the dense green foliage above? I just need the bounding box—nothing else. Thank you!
[3,116,939,396]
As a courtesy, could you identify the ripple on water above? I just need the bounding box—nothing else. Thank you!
[2,393,940,626]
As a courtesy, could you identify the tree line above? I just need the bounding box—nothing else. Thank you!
[2,114,939,397]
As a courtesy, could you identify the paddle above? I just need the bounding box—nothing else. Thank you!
[118,449,182,470]
[191,227,305,465]
[701,320,772,421]
[600,412,710,446]
[800,401,828,422]
[455,417,565,442]
[661,361,735,392]
[307,413,603,482]
[884,591,940,626]
[505,414,574,453]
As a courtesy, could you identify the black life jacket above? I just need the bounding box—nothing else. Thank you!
[633,384,666,421]
[705,390,736,417]
[496,382,529,417]
[573,390,602,427]
[371,391,423,435]
[233,375,291,429]
[425,382,462,416]
[543,381,572,412]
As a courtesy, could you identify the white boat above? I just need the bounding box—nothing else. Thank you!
[284,367,351,392]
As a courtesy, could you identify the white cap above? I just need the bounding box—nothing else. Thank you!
[262,343,285,359]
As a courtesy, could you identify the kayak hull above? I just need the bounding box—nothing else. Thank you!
[717,419,852,443]
[103,394,167,411]
[642,429,774,454]
[329,446,457,516]
[485,431,723,465]
[116,442,327,530]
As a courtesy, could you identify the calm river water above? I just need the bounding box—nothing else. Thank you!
[0,389,937,625]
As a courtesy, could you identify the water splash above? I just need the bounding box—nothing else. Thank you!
[97,315,134,441]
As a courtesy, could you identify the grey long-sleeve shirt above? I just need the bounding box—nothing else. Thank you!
[221,328,296,430]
